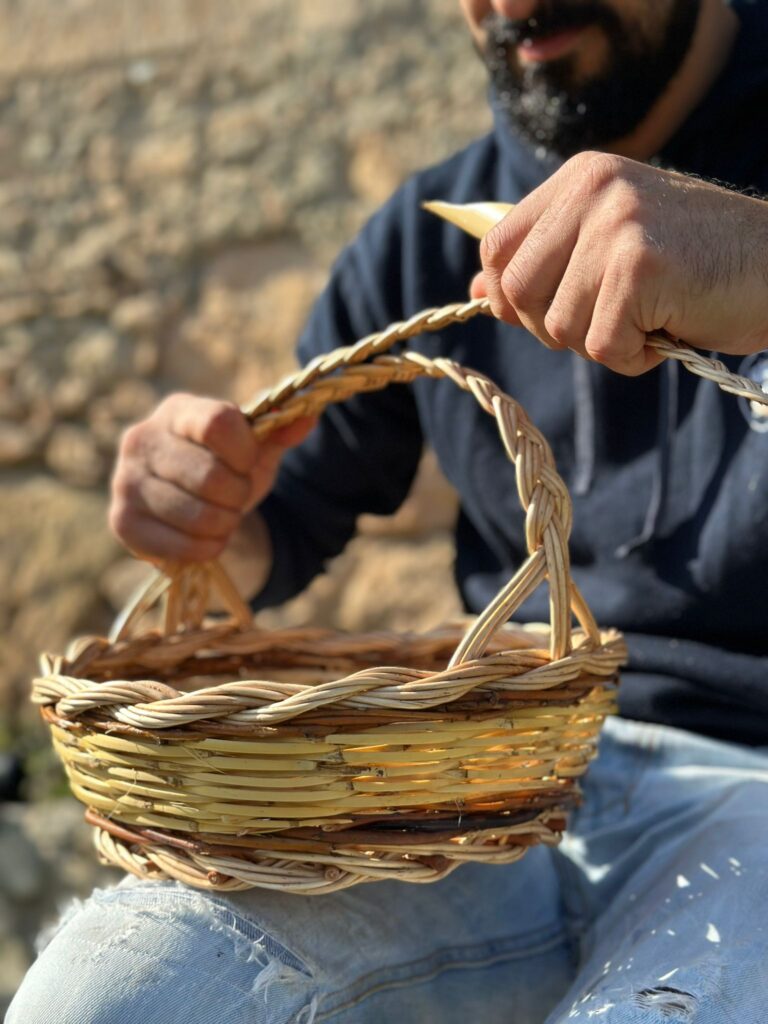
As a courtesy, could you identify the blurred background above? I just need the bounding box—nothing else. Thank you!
[0,0,490,1009]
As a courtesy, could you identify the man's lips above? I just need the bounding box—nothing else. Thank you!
[517,25,588,63]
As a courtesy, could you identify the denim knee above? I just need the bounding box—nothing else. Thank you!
[6,884,319,1024]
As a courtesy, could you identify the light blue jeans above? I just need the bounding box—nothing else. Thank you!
[7,716,768,1023]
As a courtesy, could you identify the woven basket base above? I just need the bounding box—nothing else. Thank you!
[91,807,567,894]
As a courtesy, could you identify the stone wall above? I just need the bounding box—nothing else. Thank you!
[0,0,492,1007]
[0,0,491,735]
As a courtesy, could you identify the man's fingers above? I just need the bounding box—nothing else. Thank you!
[497,213,582,349]
[145,434,253,512]
[110,398,318,564]
[171,398,260,475]
[109,467,232,562]
[245,416,317,508]
[479,190,550,323]
[543,237,603,357]
[113,510,227,564]
[585,281,661,377]
[251,415,316,479]
[480,179,584,346]
[267,415,317,449]
[135,474,240,540]
[470,267,522,326]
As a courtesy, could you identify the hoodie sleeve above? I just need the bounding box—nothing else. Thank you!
[250,195,423,610]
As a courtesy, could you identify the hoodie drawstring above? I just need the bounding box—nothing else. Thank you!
[571,353,680,558]
[616,358,679,558]
[572,355,596,497]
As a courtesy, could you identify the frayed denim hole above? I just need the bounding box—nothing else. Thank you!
[634,986,697,1020]
[58,882,316,988]
[60,883,321,1019]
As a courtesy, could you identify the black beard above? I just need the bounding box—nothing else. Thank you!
[483,1,701,158]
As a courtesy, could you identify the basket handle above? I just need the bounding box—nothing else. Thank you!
[113,281,765,658]
[111,300,590,662]
[242,300,594,664]
[240,273,768,659]
[109,558,253,643]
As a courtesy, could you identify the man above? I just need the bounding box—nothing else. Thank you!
[9,1,768,1021]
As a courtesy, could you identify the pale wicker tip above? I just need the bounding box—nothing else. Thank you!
[423,200,514,238]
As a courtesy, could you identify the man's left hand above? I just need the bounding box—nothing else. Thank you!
[472,151,768,375]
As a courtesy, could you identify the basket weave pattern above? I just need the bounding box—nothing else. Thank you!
[34,300,628,893]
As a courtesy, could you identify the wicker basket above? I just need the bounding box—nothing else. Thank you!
[34,299,634,894]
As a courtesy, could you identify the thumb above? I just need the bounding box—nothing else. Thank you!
[245,415,317,509]
[470,271,488,299]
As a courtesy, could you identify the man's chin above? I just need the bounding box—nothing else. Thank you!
[495,90,617,160]
[486,0,701,158]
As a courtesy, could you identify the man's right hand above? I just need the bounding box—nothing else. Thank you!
[109,393,314,564]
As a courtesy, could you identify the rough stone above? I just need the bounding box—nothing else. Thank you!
[0,423,40,465]
[206,102,265,161]
[131,337,160,377]
[0,819,45,901]
[12,362,57,405]
[0,328,34,373]
[0,800,117,1016]
[0,295,38,327]
[109,291,164,335]
[335,533,462,633]
[0,475,116,605]
[50,374,93,417]
[161,243,323,399]
[102,378,160,420]
[86,134,120,183]
[0,384,27,422]
[45,423,106,486]
[126,130,196,181]
[99,556,155,614]
[60,221,131,276]
[348,133,406,204]
[22,131,54,166]
[0,475,115,737]
[0,247,22,276]
[198,166,264,240]
[0,936,29,1016]
[64,328,134,388]
[87,379,160,449]
[257,530,462,636]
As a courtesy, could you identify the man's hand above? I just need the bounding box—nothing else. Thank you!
[110,393,314,564]
[473,151,768,375]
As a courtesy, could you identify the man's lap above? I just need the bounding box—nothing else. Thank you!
[7,716,768,1023]
[546,716,768,1023]
[5,855,573,1024]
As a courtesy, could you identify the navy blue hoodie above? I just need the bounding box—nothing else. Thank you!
[255,1,768,746]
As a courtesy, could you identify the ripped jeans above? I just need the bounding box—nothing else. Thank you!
[8,716,768,1023]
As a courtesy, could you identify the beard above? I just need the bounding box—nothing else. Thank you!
[483,1,701,158]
